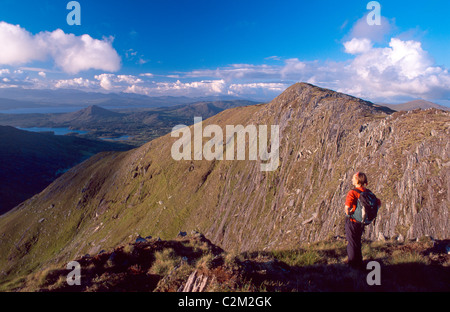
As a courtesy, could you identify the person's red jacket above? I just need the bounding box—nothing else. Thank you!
[345,187,381,222]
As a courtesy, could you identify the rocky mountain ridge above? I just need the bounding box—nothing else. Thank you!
[0,83,448,289]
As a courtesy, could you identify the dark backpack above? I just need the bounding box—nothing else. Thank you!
[351,189,379,225]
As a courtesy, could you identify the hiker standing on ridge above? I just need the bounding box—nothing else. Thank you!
[344,172,381,269]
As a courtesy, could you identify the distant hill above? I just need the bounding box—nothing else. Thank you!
[0,100,259,145]
[55,105,124,123]
[0,88,251,111]
[0,126,132,215]
[379,100,450,111]
[0,97,42,111]
[144,100,257,119]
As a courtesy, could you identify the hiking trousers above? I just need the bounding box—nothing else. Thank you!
[345,218,365,267]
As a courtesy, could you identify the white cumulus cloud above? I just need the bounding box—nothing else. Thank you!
[54,77,95,89]
[338,37,450,100]
[94,73,115,90]
[0,21,121,74]
[94,73,143,91]
[348,14,394,43]
[0,22,46,65]
[344,38,373,54]
[155,79,227,96]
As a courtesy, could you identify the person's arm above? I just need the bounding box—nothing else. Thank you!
[345,190,356,215]
[345,205,352,215]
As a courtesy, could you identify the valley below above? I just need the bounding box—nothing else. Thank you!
[0,100,257,146]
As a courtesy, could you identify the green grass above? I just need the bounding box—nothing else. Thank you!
[9,233,450,292]
[388,250,430,265]
[271,249,323,266]
[149,248,182,275]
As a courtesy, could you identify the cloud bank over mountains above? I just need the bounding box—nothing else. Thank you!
[0,18,448,103]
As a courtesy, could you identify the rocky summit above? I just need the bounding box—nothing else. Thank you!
[0,83,448,290]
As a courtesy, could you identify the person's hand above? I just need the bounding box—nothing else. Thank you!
[345,206,352,215]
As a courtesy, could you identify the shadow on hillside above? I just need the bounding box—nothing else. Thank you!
[239,242,450,292]
[39,239,216,292]
[243,260,450,292]
[30,237,449,292]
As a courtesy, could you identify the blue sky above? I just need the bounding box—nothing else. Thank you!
[0,0,449,104]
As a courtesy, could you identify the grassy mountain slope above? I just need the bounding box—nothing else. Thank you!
[0,126,132,214]
[0,83,448,290]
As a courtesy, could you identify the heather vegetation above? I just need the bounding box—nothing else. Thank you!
[11,234,450,292]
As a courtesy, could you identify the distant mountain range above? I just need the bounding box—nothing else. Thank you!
[0,100,259,145]
[0,88,251,111]
[379,100,450,111]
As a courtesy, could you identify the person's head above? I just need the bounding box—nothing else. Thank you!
[352,172,368,187]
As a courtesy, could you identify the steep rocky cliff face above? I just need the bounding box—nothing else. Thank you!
[1,83,448,287]
[198,83,449,250]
